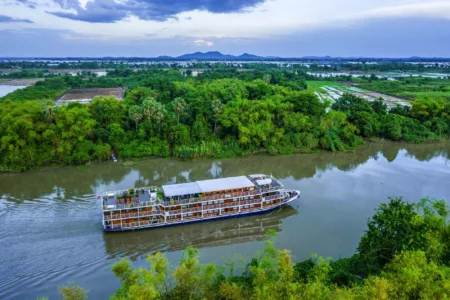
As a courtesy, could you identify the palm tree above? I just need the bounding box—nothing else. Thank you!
[41,101,56,123]
[154,102,166,123]
[211,99,223,135]
[173,97,186,124]
[142,97,157,120]
[128,105,143,132]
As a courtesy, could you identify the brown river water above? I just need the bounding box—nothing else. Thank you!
[1,142,449,299]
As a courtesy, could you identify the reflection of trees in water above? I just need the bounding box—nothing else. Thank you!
[403,143,450,162]
[0,162,133,202]
[103,205,298,261]
[1,142,449,201]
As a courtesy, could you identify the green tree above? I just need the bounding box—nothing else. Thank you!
[211,99,223,135]
[128,105,143,132]
[358,197,431,273]
[52,105,96,163]
[382,251,450,299]
[173,97,187,124]
[41,101,57,123]
[60,283,88,300]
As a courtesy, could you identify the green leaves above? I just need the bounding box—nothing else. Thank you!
[358,197,450,274]
[128,105,143,132]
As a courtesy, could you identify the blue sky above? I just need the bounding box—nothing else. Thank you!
[0,0,449,57]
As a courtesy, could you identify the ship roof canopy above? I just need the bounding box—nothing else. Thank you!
[162,182,202,197]
[197,176,255,193]
[256,178,272,185]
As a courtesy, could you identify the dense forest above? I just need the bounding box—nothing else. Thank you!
[0,68,449,172]
[51,197,450,299]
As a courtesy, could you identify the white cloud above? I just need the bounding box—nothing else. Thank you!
[354,1,450,20]
[1,0,449,43]
[194,39,214,47]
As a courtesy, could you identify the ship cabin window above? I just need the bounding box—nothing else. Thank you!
[220,200,224,203]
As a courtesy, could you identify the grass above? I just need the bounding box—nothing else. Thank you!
[397,91,450,101]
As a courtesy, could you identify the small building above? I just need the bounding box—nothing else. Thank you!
[56,87,124,106]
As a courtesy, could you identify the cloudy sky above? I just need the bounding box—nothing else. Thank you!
[0,0,449,57]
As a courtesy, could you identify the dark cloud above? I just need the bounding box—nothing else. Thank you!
[0,15,33,23]
[48,0,266,23]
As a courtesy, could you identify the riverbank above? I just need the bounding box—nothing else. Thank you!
[2,139,449,174]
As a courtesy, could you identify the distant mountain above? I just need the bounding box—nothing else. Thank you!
[176,51,236,60]
[238,53,266,60]
[156,55,173,59]
[155,51,270,60]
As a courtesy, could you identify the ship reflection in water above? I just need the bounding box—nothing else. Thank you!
[103,205,298,260]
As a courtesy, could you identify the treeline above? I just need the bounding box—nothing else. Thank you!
[0,70,48,79]
[306,61,450,73]
[0,70,449,172]
[333,94,449,142]
[53,197,450,299]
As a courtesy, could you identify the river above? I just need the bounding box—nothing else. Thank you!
[0,142,449,299]
[0,85,28,97]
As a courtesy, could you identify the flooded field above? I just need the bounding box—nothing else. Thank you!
[312,83,410,108]
[0,142,449,299]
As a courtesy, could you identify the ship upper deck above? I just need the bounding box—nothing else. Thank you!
[101,174,284,210]
[102,187,155,207]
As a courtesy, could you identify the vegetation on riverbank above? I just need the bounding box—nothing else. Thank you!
[0,69,449,172]
[53,197,450,299]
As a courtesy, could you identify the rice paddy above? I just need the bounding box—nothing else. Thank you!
[307,81,410,108]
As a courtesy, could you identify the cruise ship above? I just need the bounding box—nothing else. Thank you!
[100,174,300,231]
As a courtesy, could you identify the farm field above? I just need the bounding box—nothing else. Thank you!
[56,87,125,105]
[359,77,450,101]
[307,80,410,108]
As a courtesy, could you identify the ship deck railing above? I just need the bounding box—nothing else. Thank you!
[103,187,283,210]
[106,203,283,230]
[103,196,284,221]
